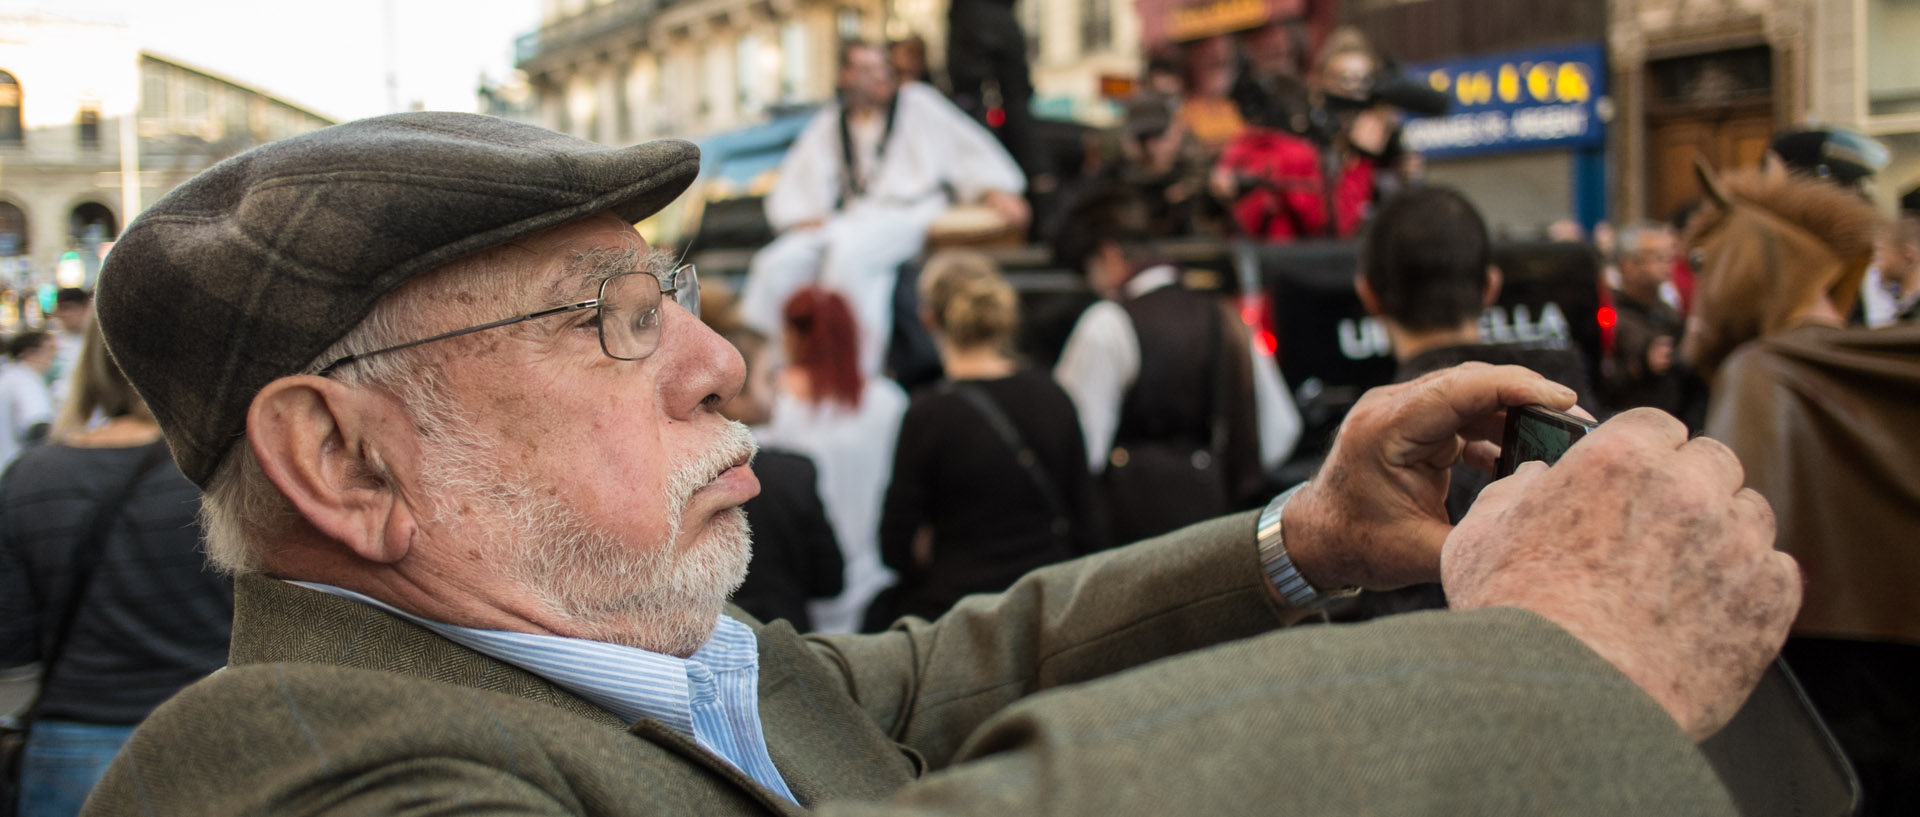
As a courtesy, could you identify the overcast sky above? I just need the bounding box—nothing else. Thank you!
[46,0,543,122]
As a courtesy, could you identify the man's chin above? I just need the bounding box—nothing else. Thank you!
[574,508,753,655]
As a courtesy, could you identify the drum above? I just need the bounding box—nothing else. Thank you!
[925,204,1023,249]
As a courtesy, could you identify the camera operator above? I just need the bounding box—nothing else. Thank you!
[1212,27,1440,243]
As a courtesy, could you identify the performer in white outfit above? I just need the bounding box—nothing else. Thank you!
[740,41,1027,377]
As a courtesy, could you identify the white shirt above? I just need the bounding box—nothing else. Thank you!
[48,332,82,408]
[764,82,1026,232]
[1861,266,1901,328]
[1054,266,1302,474]
[756,378,909,634]
[0,362,52,469]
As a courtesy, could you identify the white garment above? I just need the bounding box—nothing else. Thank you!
[0,362,52,469]
[1053,266,1302,475]
[755,378,909,634]
[1860,266,1901,328]
[742,82,1026,377]
[48,331,82,408]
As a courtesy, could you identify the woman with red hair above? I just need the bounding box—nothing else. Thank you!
[761,286,908,633]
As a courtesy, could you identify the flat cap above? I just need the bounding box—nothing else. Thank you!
[96,111,700,487]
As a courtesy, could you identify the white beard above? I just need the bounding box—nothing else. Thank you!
[417,412,758,656]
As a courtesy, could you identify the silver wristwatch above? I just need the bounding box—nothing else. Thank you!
[1257,483,1361,608]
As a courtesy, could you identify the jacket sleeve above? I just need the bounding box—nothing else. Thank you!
[814,606,1735,817]
[805,511,1315,769]
[801,509,1735,816]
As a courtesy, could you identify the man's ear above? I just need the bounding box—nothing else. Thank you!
[1354,276,1384,317]
[1484,265,1504,307]
[246,375,417,564]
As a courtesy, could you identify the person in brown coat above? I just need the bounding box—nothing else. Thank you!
[1686,161,1920,814]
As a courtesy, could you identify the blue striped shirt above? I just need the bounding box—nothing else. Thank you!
[291,582,798,804]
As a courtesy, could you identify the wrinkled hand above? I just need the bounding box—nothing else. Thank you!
[1282,363,1579,591]
[1442,408,1800,741]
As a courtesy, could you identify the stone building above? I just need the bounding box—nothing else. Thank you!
[512,0,1145,143]
[1804,0,1920,209]
[0,9,332,306]
[1608,0,1811,224]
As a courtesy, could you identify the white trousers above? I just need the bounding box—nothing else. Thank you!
[740,202,940,377]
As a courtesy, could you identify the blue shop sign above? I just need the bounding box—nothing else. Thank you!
[1401,42,1608,159]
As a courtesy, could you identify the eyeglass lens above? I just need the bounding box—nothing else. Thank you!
[599,266,698,361]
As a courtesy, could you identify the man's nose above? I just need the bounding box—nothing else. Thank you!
[655,302,745,420]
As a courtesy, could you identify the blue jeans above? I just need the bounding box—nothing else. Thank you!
[15,721,136,817]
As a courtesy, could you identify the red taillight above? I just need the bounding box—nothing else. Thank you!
[986,107,1006,128]
[1596,306,1617,329]
[1238,293,1278,357]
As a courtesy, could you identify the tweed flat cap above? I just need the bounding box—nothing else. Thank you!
[96,111,701,487]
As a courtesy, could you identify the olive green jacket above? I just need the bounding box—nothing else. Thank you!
[82,512,1737,815]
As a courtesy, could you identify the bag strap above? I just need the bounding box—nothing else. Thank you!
[18,439,172,722]
[945,382,1072,537]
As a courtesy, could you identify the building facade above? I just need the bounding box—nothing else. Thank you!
[0,10,332,301]
[1608,0,1809,225]
[1806,0,1920,209]
[1343,0,1612,239]
[513,0,1147,143]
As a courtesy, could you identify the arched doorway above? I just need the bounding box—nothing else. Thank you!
[69,202,118,288]
[0,201,25,258]
[0,71,21,146]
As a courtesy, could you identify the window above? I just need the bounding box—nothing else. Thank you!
[183,79,209,120]
[781,21,806,100]
[0,71,22,146]
[737,32,762,113]
[1019,0,1042,61]
[704,43,731,122]
[1079,0,1112,54]
[77,104,101,150]
[225,89,251,135]
[1867,0,1920,116]
[837,8,863,42]
[141,66,169,119]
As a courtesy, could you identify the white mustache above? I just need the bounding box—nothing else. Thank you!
[665,421,759,520]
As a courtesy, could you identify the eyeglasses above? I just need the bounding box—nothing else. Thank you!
[318,265,699,377]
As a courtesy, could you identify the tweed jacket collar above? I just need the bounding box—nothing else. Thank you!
[226,575,918,812]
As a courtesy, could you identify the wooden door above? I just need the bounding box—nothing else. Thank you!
[1647,109,1775,224]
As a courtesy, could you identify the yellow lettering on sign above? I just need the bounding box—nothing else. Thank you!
[1498,64,1521,103]
[1428,70,1450,93]
[1557,63,1591,103]
[1169,0,1270,42]
[1455,71,1493,106]
[1527,63,1556,102]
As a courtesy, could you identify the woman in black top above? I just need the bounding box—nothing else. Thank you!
[873,251,1097,625]
[0,322,232,817]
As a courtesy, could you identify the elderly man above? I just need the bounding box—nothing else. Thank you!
[81,112,1794,816]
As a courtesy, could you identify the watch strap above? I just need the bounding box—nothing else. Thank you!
[1257,483,1360,608]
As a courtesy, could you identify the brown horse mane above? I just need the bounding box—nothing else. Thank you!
[1684,169,1880,264]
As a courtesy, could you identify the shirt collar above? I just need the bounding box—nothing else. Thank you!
[286,581,756,731]
[1124,264,1181,299]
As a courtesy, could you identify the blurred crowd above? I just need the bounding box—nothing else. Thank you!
[704,24,1919,812]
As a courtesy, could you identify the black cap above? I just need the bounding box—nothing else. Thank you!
[1770,128,1890,186]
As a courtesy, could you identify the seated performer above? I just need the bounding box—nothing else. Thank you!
[739,40,1027,377]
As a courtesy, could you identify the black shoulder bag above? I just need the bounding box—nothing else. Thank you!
[0,440,170,816]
